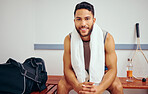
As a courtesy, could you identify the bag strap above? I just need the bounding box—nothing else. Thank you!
[30,58,43,83]
[22,58,43,83]
[21,64,41,83]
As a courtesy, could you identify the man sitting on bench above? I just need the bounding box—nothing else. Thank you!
[57,1,123,94]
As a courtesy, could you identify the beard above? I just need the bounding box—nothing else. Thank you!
[75,24,94,37]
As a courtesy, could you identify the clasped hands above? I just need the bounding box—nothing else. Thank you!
[74,82,100,94]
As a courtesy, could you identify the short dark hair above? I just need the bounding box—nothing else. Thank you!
[74,1,94,17]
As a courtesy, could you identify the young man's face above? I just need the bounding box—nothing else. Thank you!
[74,9,96,37]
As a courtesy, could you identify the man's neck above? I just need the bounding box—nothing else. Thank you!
[81,36,90,42]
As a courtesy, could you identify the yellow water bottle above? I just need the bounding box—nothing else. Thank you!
[126,58,133,82]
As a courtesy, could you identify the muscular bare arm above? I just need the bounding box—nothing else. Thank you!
[97,33,117,93]
[63,35,83,92]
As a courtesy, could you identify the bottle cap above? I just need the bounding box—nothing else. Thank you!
[128,58,131,61]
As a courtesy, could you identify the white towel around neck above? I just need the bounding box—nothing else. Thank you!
[71,23,105,85]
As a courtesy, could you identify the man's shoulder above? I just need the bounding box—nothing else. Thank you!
[105,33,114,43]
[64,34,71,41]
[104,33,115,53]
[64,34,71,51]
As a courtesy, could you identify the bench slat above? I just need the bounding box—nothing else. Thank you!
[47,85,57,94]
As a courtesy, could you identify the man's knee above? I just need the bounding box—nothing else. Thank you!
[112,81,123,92]
[108,77,123,94]
[58,77,67,90]
[57,78,65,90]
[57,77,72,93]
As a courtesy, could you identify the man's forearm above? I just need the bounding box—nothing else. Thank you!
[97,69,117,92]
[64,69,79,88]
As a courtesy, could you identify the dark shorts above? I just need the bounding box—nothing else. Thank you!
[105,66,108,70]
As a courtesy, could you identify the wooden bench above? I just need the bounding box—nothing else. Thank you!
[119,77,148,89]
[31,75,148,94]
